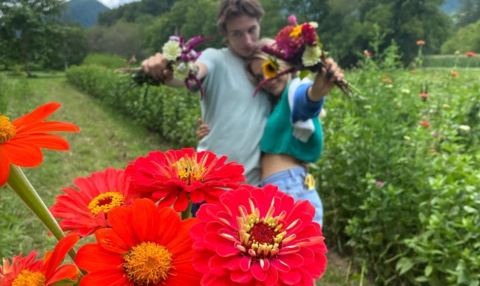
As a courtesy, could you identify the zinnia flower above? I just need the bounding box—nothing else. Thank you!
[0,235,79,286]
[416,40,426,45]
[363,50,372,57]
[190,184,328,286]
[49,168,139,237]
[126,148,245,212]
[301,23,317,45]
[162,40,182,61]
[289,25,302,39]
[459,125,471,131]
[421,121,430,128]
[263,60,279,79]
[465,52,476,57]
[0,103,80,187]
[302,45,322,67]
[450,70,458,78]
[75,199,201,286]
[382,75,393,83]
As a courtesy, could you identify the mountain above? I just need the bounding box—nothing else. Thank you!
[441,0,460,14]
[63,0,110,28]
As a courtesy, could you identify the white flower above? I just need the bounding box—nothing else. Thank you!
[162,40,182,61]
[173,61,193,81]
[302,45,322,67]
[459,125,471,131]
[401,88,410,94]
[404,136,411,141]
[309,22,318,28]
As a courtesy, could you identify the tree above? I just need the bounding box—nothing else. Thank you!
[0,0,67,76]
[456,0,480,28]
[441,18,480,53]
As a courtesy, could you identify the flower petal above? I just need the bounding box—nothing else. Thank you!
[12,134,70,151]
[0,147,11,187]
[12,103,61,128]
[75,244,125,272]
[2,141,43,167]
[79,269,127,286]
[43,235,79,280]
[15,121,79,135]
[45,264,78,285]
[95,228,131,254]
[132,199,159,242]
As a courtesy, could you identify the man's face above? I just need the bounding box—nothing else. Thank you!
[224,15,260,58]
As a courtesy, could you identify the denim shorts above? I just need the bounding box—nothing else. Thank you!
[260,167,323,227]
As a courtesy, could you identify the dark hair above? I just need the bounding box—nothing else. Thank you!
[216,0,264,36]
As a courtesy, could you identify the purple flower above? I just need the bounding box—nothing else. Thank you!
[287,14,298,26]
[376,181,384,186]
[432,133,440,138]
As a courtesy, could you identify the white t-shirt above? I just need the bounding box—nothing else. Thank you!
[197,48,270,186]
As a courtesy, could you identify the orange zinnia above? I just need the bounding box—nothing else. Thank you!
[0,103,80,186]
[0,235,79,286]
[416,40,426,46]
[75,199,201,286]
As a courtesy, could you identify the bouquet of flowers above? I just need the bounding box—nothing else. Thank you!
[119,33,213,99]
[255,15,357,97]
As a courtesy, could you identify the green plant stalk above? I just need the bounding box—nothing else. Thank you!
[181,201,192,220]
[7,165,76,261]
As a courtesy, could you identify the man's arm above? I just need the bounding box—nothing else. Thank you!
[141,53,209,88]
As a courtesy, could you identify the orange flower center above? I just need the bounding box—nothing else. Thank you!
[88,192,124,216]
[0,115,16,144]
[124,242,173,285]
[173,155,206,184]
[11,270,46,286]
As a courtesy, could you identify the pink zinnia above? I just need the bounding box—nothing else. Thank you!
[50,168,138,237]
[190,184,327,286]
[465,52,476,57]
[301,23,317,46]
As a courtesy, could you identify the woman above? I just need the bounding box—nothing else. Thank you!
[197,38,343,226]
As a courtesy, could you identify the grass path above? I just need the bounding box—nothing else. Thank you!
[0,73,362,285]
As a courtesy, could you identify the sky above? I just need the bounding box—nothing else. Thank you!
[97,0,140,9]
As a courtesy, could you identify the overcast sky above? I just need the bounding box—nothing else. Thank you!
[98,0,140,9]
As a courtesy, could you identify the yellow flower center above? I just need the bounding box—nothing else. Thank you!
[173,155,207,185]
[0,115,16,144]
[289,25,302,39]
[123,242,173,285]
[88,192,124,216]
[11,270,46,286]
[262,60,278,79]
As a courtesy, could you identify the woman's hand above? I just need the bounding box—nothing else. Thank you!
[308,58,344,101]
[196,118,210,141]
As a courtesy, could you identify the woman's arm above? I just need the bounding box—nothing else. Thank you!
[307,58,343,102]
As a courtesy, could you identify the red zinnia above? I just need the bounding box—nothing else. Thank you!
[126,148,245,212]
[0,103,79,186]
[75,199,201,286]
[190,184,328,286]
[50,168,139,237]
[416,40,426,46]
[421,121,430,128]
[0,235,79,286]
[450,70,458,78]
[465,52,476,57]
[301,23,317,45]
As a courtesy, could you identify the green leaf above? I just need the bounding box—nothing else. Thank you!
[425,265,433,277]
[299,70,311,80]
[396,257,414,275]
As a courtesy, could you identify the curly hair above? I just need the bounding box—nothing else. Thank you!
[216,0,264,36]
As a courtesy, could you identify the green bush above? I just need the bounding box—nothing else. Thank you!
[81,53,128,69]
[315,69,480,285]
[424,55,480,68]
[66,65,200,148]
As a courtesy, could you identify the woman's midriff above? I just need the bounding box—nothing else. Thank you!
[261,153,304,180]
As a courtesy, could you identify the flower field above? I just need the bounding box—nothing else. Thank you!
[0,65,479,285]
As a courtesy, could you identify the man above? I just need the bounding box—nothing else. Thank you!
[142,0,270,186]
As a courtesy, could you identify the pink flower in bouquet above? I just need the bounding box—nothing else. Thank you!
[49,168,139,237]
[126,148,245,212]
[190,184,328,286]
[301,23,318,45]
[0,235,79,286]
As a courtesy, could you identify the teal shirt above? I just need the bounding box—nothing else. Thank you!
[260,80,323,163]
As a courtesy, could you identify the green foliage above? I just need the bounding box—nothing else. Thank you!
[66,65,200,148]
[424,55,480,68]
[82,53,128,69]
[441,19,480,54]
[314,68,480,285]
[88,22,147,59]
[97,0,178,26]
[455,0,480,28]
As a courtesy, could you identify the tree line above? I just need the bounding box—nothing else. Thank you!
[1,0,480,75]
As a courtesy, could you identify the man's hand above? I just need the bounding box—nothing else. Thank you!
[196,118,210,141]
[141,53,173,82]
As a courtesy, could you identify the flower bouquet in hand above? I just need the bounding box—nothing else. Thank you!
[256,15,356,97]
[119,33,214,99]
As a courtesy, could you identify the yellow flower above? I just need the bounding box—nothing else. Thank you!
[289,25,302,39]
[262,60,278,79]
[162,40,182,61]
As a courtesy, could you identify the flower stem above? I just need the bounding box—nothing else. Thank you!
[181,202,192,220]
[7,165,76,261]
